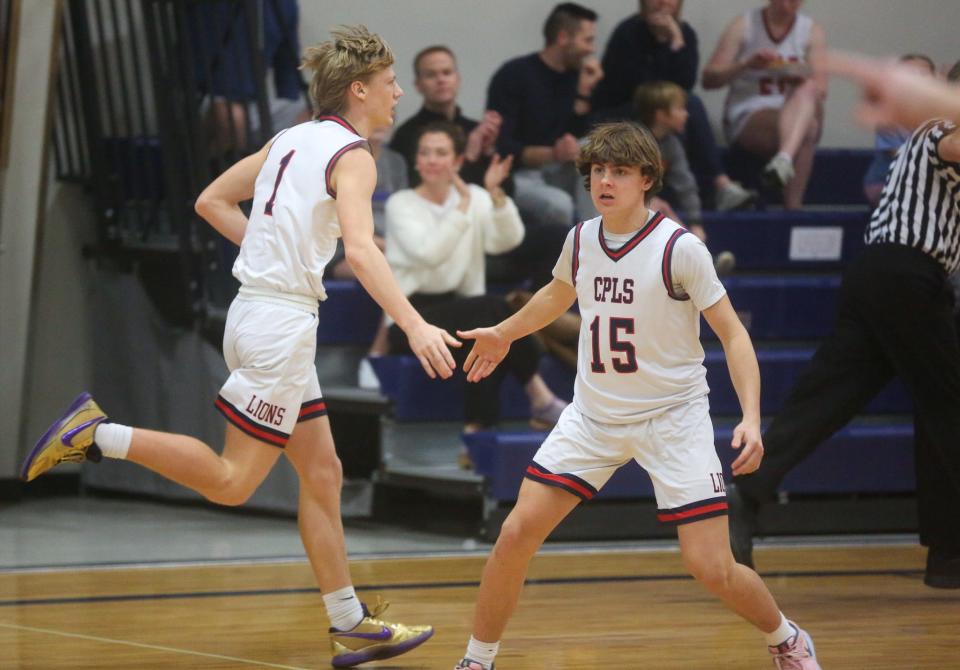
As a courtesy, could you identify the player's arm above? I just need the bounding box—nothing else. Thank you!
[806,22,828,99]
[702,295,763,476]
[823,52,960,130]
[194,140,272,246]
[701,16,747,90]
[458,278,577,382]
[333,148,459,379]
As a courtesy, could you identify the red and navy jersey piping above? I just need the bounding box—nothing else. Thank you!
[324,140,368,199]
[524,461,598,501]
[598,211,665,262]
[298,398,328,422]
[571,221,584,285]
[662,228,691,301]
[657,496,728,526]
[317,114,359,135]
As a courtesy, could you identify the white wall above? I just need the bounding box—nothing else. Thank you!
[0,1,60,480]
[299,0,960,147]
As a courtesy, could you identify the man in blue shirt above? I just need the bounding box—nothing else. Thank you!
[486,2,603,228]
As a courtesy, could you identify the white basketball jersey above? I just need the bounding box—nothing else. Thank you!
[233,116,368,301]
[553,212,726,424]
[723,8,813,131]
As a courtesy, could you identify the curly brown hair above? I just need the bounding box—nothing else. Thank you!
[576,122,663,195]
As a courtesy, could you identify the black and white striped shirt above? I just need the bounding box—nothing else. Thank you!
[866,120,960,273]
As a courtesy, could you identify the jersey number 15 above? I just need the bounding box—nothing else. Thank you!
[589,316,638,374]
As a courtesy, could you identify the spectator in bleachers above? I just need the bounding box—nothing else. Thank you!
[592,0,755,211]
[383,122,568,464]
[187,0,310,155]
[862,54,936,208]
[487,2,603,228]
[632,81,706,241]
[390,46,506,192]
[391,45,566,291]
[703,0,827,210]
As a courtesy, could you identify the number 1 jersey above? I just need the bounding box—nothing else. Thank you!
[553,212,727,424]
[233,115,368,301]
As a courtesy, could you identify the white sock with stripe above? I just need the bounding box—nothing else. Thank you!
[465,636,500,668]
[324,586,364,631]
[93,423,132,459]
[765,613,795,647]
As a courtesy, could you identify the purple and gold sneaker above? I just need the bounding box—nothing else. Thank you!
[330,598,433,667]
[20,392,106,482]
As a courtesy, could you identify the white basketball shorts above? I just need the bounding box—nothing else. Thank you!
[215,295,325,448]
[525,396,728,525]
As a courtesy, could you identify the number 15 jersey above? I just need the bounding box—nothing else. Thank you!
[553,212,726,424]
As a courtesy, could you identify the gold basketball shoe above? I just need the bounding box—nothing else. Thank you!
[330,597,433,667]
[21,392,105,482]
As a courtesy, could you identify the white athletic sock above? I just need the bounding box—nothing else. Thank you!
[93,423,132,459]
[774,150,793,166]
[465,636,500,668]
[324,586,364,631]
[765,613,795,647]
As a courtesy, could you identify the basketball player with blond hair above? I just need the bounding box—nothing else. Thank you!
[452,122,819,669]
[21,25,453,667]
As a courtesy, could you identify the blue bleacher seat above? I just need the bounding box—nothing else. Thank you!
[372,345,911,422]
[317,280,382,345]
[715,275,840,340]
[700,210,868,270]
[463,419,915,502]
[705,347,910,415]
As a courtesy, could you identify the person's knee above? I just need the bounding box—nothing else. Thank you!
[683,550,735,592]
[205,467,257,507]
[494,512,544,558]
[298,454,344,497]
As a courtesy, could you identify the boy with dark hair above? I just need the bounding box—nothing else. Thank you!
[452,121,819,670]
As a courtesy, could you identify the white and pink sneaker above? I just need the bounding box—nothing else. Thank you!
[769,622,820,669]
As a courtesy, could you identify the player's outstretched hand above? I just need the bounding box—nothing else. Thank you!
[730,419,763,476]
[458,326,510,383]
[406,321,461,379]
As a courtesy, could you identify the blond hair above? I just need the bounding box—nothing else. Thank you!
[576,122,663,195]
[299,25,394,118]
[632,81,686,128]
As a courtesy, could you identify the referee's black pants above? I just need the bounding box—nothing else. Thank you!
[735,243,960,552]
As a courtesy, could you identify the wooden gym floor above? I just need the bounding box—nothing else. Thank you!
[0,544,956,669]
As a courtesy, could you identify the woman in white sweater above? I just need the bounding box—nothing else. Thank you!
[384,122,567,453]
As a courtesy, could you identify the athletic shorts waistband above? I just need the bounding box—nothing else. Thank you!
[238,285,319,314]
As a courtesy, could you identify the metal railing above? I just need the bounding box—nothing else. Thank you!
[50,0,307,328]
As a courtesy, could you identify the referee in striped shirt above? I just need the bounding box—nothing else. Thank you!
[728,64,960,589]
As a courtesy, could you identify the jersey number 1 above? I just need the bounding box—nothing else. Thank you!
[589,316,638,373]
[264,149,296,215]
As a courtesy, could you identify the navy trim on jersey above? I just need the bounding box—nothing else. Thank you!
[298,398,328,422]
[657,496,728,526]
[324,140,369,199]
[598,211,664,262]
[662,228,691,301]
[318,114,359,135]
[524,461,598,501]
[572,222,584,285]
[214,395,289,448]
